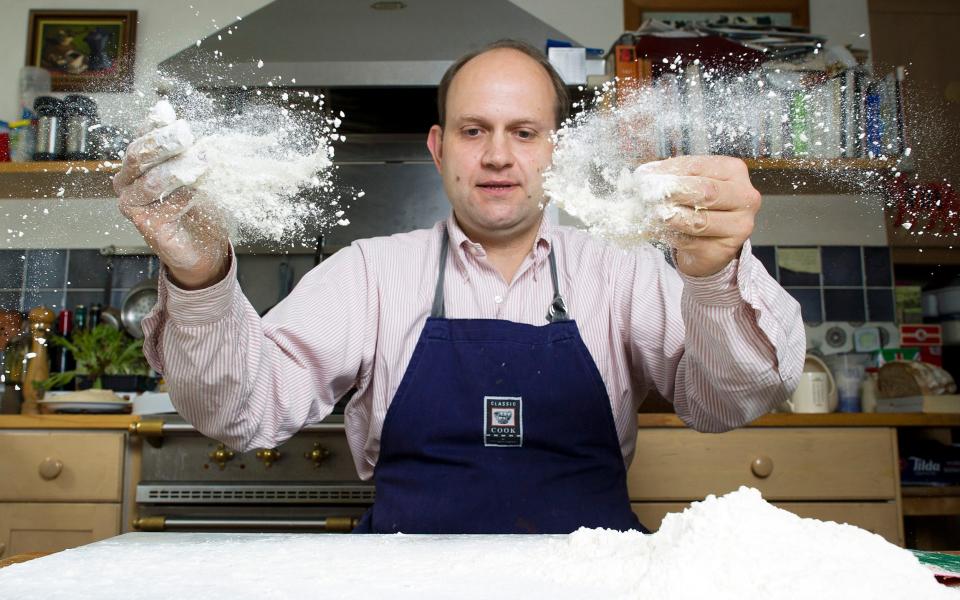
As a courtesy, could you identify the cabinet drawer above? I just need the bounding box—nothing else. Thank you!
[631,501,903,546]
[0,432,124,502]
[628,428,897,501]
[0,502,120,558]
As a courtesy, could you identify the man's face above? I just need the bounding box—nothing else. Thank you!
[427,48,556,243]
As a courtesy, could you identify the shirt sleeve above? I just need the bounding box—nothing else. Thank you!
[140,242,379,451]
[614,240,805,431]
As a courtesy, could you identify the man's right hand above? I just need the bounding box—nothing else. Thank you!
[114,118,230,290]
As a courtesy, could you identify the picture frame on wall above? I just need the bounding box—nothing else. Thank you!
[25,10,138,92]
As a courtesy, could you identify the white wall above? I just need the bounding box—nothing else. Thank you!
[511,0,623,49]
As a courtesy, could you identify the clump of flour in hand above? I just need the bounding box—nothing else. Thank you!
[544,89,689,245]
[138,87,350,244]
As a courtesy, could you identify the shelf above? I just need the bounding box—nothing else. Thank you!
[902,487,960,516]
[891,247,960,267]
[0,161,118,199]
[637,412,960,428]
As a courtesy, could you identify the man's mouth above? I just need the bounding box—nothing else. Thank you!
[476,181,519,195]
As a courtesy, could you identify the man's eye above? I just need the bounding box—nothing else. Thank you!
[464,128,482,137]
[516,130,536,140]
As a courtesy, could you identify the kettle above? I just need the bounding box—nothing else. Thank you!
[781,354,838,413]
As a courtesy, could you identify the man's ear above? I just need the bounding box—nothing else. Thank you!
[426,124,443,173]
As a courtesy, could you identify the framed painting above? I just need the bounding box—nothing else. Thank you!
[26,10,138,92]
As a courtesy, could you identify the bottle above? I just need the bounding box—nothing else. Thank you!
[74,305,87,332]
[49,309,75,390]
[22,306,55,414]
[89,303,102,329]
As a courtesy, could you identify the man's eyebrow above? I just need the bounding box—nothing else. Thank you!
[454,115,546,128]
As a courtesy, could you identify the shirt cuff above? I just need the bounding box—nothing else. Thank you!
[162,245,238,327]
[676,240,757,307]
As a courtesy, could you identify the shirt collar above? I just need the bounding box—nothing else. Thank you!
[444,213,553,270]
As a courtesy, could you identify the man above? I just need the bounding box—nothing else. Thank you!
[116,40,805,534]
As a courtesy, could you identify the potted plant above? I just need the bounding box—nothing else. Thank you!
[41,324,152,392]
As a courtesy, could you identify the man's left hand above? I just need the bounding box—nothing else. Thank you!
[647,155,761,278]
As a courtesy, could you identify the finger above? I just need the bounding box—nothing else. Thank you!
[664,177,758,212]
[120,185,195,225]
[113,120,195,190]
[662,205,752,239]
[117,150,206,208]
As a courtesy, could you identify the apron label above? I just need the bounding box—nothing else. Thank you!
[484,396,523,447]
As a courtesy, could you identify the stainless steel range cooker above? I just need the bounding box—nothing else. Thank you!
[130,414,374,533]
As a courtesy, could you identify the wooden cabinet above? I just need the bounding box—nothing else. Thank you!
[628,426,904,545]
[0,428,129,560]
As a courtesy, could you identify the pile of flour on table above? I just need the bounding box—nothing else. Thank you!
[134,89,351,245]
[0,487,953,599]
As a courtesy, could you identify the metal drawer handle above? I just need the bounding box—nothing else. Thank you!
[38,457,63,480]
[132,516,358,533]
[750,455,774,479]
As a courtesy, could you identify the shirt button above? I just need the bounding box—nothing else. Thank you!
[494,295,503,304]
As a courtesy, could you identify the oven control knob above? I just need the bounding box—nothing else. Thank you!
[208,444,236,470]
[255,448,281,468]
[305,443,331,468]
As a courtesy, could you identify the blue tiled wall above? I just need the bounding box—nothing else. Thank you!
[752,245,895,324]
[0,249,158,313]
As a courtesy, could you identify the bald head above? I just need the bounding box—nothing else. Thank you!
[436,39,570,130]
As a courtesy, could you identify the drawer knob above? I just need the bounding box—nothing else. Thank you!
[750,455,774,478]
[38,457,63,480]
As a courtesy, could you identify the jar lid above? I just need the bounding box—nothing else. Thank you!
[63,94,98,117]
[33,96,64,116]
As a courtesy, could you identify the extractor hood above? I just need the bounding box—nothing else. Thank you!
[159,0,578,88]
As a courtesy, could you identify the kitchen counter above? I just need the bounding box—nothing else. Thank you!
[3,412,960,430]
[638,413,960,427]
[0,414,140,429]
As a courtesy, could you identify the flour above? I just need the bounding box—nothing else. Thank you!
[0,487,952,599]
[544,87,691,245]
[134,85,351,245]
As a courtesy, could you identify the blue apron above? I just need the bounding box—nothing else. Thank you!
[353,227,644,534]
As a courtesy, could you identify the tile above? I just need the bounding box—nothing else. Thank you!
[867,288,896,322]
[110,255,153,289]
[67,249,110,288]
[24,249,67,289]
[785,288,822,323]
[23,290,66,312]
[821,246,863,287]
[776,247,820,286]
[824,288,866,322]
[0,291,22,312]
[0,250,26,289]
[863,247,893,287]
[752,246,777,279]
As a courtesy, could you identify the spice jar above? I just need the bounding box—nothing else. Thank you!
[33,96,65,160]
[63,94,99,160]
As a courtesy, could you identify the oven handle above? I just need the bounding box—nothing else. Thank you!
[129,419,345,448]
[133,516,359,533]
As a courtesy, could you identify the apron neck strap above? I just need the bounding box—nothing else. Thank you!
[431,226,569,322]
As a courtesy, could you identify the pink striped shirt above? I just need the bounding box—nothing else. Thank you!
[142,214,805,480]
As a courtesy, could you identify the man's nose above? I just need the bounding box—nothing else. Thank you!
[481,132,514,169]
